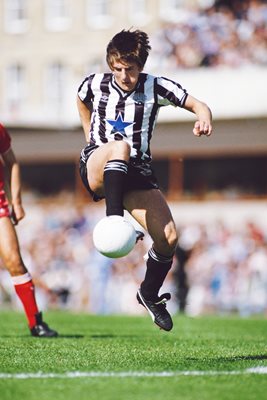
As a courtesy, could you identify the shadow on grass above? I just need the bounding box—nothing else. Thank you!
[53,334,85,339]
[187,355,267,362]
[221,355,267,361]
[90,334,147,339]
[0,333,143,339]
[0,334,84,339]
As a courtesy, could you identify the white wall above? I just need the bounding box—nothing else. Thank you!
[157,66,267,122]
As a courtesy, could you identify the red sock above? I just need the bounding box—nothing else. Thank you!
[12,273,39,328]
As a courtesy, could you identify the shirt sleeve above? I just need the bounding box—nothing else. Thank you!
[0,123,11,154]
[155,76,188,108]
[77,75,94,105]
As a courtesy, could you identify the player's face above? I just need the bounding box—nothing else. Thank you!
[111,61,142,92]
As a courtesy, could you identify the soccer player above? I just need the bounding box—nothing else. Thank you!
[77,29,212,331]
[0,123,58,337]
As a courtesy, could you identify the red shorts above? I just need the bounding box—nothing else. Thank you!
[0,190,10,218]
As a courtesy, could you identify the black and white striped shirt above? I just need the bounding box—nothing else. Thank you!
[78,73,188,162]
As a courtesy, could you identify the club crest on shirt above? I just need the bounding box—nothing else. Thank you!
[133,92,147,104]
[101,95,109,102]
[106,113,135,138]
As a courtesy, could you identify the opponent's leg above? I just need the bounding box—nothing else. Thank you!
[0,216,58,337]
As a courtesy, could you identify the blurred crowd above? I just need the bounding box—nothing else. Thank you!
[175,219,267,316]
[0,192,266,317]
[150,0,267,70]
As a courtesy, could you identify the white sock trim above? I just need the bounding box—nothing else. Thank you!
[11,272,32,285]
[104,160,128,174]
[148,247,173,263]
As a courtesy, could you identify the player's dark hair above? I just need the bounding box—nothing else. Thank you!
[106,29,151,70]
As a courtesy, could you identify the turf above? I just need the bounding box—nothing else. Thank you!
[0,311,266,400]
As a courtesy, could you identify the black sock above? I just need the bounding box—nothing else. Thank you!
[104,159,128,216]
[140,247,173,301]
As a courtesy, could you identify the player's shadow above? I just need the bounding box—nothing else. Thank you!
[220,355,267,361]
[53,334,84,339]
[187,355,267,362]
[0,334,84,339]
[0,334,139,339]
[90,334,140,339]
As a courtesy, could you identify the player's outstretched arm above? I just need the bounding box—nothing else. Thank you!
[77,96,92,142]
[183,94,213,137]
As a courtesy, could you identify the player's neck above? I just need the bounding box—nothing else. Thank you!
[112,75,139,94]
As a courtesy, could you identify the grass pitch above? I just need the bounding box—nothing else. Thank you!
[0,311,266,400]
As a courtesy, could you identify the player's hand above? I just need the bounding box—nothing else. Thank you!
[11,204,25,225]
[193,120,212,137]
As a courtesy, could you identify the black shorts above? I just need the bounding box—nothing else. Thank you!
[79,144,159,202]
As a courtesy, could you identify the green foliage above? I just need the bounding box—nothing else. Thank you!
[0,311,266,400]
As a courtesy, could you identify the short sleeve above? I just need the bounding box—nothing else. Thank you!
[0,124,11,154]
[155,76,188,108]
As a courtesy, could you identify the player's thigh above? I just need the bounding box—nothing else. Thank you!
[87,141,130,193]
[86,146,109,193]
[123,189,177,254]
[0,217,23,268]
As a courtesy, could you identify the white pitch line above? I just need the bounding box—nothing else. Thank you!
[0,367,266,379]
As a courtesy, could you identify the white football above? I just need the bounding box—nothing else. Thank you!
[93,215,136,258]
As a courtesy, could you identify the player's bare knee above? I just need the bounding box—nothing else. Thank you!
[108,140,131,161]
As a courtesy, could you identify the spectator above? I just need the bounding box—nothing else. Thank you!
[150,0,267,70]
